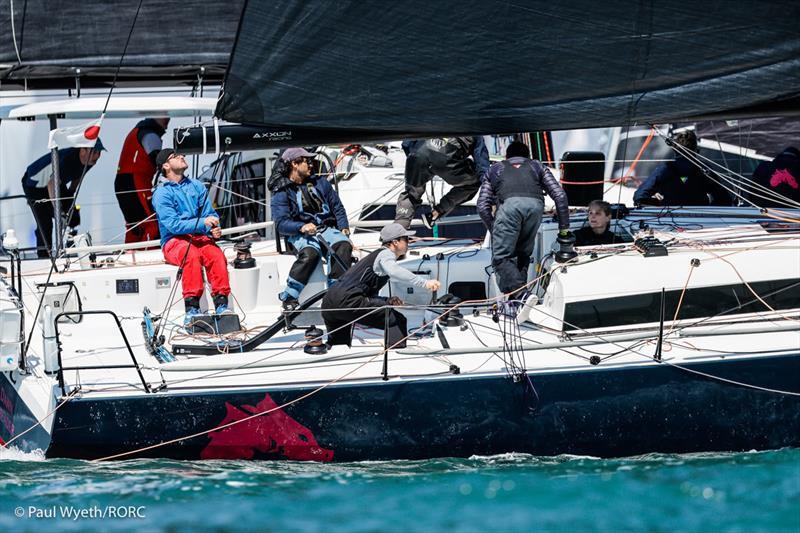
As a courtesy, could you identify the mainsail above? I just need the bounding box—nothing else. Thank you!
[217,0,800,136]
[0,0,245,89]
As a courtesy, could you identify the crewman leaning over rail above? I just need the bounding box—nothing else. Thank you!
[20,141,106,258]
[321,223,441,349]
[151,148,231,325]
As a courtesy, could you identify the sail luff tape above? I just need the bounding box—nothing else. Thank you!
[214,118,220,155]
[202,124,208,155]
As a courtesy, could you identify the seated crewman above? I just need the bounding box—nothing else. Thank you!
[574,200,618,246]
[322,223,441,349]
[152,149,231,324]
[634,130,732,207]
[270,148,353,311]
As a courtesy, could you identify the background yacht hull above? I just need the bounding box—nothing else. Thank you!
[44,354,800,461]
[0,373,52,453]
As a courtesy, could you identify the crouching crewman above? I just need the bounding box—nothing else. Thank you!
[322,223,440,349]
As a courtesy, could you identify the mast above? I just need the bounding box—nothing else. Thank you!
[48,114,63,255]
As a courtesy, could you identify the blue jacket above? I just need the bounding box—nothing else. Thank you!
[270,175,349,236]
[152,177,219,247]
[634,157,732,207]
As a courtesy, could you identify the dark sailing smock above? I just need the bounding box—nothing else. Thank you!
[634,156,733,207]
[478,157,569,295]
[115,119,166,243]
[750,147,800,207]
[395,137,490,227]
[270,175,352,302]
[21,148,93,258]
[322,247,422,349]
[574,226,617,246]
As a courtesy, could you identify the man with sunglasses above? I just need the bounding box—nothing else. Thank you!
[322,223,440,349]
[152,148,231,324]
[270,147,353,311]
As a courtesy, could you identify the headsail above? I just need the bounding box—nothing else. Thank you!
[217,0,800,136]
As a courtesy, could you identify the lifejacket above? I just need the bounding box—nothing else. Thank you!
[326,248,389,301]
[496,159,544,203]
[117,119,165,179]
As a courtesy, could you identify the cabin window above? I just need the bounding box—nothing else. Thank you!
[448,281,486,302]
[357,204,485,240]
[563,278,800,331]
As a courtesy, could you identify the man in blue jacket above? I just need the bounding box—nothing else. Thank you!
[634,131,732,207]
[152,148,231,323]
[270,148,353,311]
[395,137,490,229]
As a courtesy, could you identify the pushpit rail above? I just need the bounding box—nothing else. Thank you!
[55,310,151,395]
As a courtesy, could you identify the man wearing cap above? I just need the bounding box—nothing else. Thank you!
[20,142,105,258]
[270,147,353,311]
[152,148,231,323]
[114,117,170,244]
[321,223,441,349]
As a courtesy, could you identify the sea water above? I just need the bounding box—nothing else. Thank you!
[0,447,797,532]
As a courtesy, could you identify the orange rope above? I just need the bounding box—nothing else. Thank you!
[543,131,552,165]
[620,127,655,184]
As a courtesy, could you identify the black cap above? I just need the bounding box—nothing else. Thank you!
[155,148,175,173]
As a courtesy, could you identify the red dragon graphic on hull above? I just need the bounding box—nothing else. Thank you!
[200,394,334,461]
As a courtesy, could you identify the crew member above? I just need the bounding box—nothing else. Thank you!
[395,136,490,229]
[750,146,800,207]
[152,148,231,323]
[477,141,570,295]
[20,142,105,258]
[115,117,169,243]
[270,148,353,311]
[574,200,617,246]
[322,223,441,349]
[634,131,732,207]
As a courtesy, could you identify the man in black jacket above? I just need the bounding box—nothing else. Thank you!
[634,131,732,207]
[395,137,490,228]
[322,223,440,349]
[477,142,570,295]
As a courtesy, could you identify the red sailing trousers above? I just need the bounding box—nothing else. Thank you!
[163,235,231,299]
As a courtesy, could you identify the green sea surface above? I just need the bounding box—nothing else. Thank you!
[1,447,798,532]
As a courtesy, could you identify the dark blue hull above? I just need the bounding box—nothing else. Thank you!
[46,354,800,461]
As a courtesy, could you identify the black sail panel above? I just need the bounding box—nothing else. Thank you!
[0,0,245,89]
[217,0,800,135]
